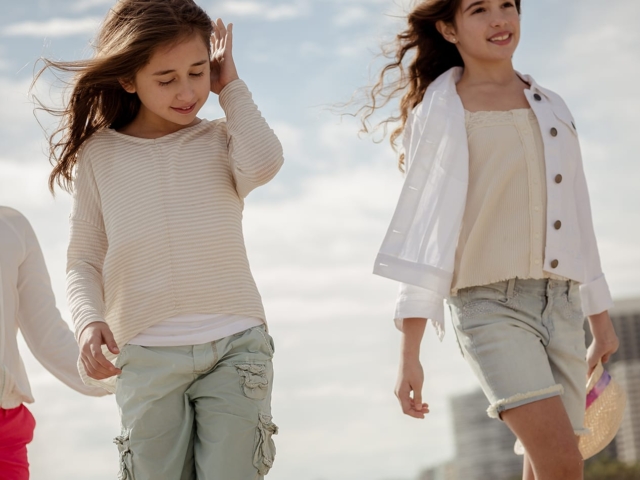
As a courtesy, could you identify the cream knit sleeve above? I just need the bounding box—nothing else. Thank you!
[67,150,109,341]
[218,79,284,198]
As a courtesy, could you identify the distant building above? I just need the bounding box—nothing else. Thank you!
[418,461,458,480]
[449,389,521,480]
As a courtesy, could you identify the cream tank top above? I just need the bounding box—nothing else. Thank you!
[451,108,568,294]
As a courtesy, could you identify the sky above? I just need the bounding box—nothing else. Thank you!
[0,1,639,479]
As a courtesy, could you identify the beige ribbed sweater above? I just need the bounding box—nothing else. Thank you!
[67,80,283,391]
[451,109,566,293]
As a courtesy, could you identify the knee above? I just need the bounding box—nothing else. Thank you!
[549,448,583,479]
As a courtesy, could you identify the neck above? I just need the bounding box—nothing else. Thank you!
[459,58,519,86]
[123,106,200,139]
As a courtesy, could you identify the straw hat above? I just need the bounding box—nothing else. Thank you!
[579,361,627,459]
[513,361,626,458]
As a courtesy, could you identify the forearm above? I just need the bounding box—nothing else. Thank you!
[588,310,616,340]
[401,318,428,360]
[219,79,284,196]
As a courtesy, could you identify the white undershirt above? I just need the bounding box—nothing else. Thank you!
[128,314,263,347]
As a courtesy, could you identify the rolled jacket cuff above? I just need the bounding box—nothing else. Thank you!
[579,274,614,316]
[394,292,446,341]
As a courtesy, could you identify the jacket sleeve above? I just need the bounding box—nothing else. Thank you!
[394,282,446,340]
[16,214,107,396]
[574,151,614,316]
[218,79,284,198]
[67,153,109,341]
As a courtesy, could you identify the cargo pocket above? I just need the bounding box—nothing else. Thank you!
[236,363,269,400]
[113,431,133,480]
[253,413,278,475]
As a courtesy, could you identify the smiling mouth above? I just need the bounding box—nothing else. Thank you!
[489,33,512,44]
[171,103,196,114]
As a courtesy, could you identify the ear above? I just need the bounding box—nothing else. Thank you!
[436,20,458,44]
[119,78,136,94]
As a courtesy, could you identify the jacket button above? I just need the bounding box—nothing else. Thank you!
[555,174,563,184]
[534,93,542,101]
[554,220,562,230]
[550,128,558,137]
[551,259,559,268]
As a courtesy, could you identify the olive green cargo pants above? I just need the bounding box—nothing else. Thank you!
[113,325,277,480]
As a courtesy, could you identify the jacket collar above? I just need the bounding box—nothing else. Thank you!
[431,66,551,102]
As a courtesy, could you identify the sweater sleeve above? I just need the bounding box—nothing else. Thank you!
[67,153,109,341]
[17,215,107,396]
[218,79,284,198]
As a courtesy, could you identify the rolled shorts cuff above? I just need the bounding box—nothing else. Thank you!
[487,384,564,419]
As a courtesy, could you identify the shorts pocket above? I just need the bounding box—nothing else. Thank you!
[253,413,278,475]
[257,327,275,356]
[236,363,269,400]
[113,430,133,480]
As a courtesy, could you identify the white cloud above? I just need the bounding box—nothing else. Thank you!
[333,5,371,27]
[216,1,309,21]
[2,17,100,38]
[70,0,113,13]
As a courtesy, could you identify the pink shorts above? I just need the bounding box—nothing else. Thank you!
[0,404,36,480]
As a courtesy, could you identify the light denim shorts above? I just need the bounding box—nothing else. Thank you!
[448,278,588,435]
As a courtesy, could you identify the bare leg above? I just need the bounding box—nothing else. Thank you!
[502,396,583,480]
[523,453,535,480]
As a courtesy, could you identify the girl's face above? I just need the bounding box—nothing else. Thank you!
[442,0,520,65]
[123,34,211,130]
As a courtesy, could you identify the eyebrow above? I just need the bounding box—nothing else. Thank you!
[464,1,486,12]
[152,59,208,76]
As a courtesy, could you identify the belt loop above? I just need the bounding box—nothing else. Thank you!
[506,278,516,298]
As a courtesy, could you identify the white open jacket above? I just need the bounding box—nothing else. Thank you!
[373,67,613,339]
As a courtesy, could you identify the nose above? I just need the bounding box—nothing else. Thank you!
[490,9,510,28]
[176,79,196,102]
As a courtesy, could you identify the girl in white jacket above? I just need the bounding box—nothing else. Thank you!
[362,1,619,478]
[0,206,106,479]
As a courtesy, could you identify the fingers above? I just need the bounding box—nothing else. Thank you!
[395,383,429,419]
[103,328,120,355]
[79,325,121,380]
[227,22,233,50]
[212,19,232,50]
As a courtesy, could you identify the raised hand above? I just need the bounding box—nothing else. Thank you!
[210,18,239,95]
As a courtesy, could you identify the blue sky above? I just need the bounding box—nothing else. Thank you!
[1,1,639,479]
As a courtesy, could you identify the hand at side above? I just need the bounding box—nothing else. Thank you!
[395,318,430,419]
[78,321,121,380]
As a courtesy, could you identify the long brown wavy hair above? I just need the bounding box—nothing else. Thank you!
[358,0,521,170]
[35,0,213,193]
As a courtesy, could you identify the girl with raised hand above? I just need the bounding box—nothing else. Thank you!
[39,0,283,478]
[362,1,618,478]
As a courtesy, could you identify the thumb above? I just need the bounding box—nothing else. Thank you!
[103,328,120,354]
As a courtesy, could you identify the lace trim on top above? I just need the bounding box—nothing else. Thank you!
[465,108,536,131]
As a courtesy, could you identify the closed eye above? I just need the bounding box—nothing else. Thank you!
[190,72,205,78]
[159,79,174,87]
